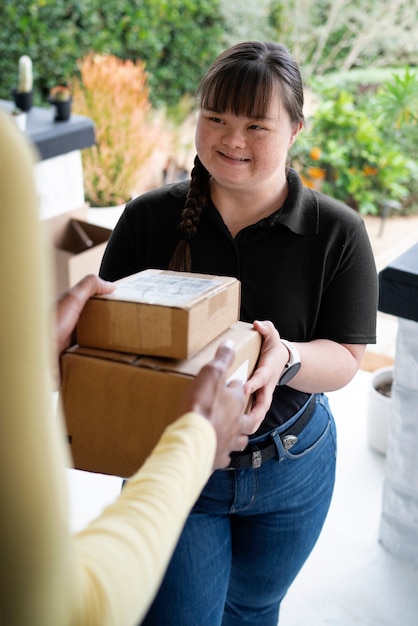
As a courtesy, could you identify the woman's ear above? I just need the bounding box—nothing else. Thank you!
[289,121,303,149]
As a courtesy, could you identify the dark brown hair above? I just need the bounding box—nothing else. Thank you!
[168,41,305,272]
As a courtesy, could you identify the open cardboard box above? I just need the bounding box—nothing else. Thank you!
[43,206,112,296]
[76,269,241,359]
[60,321,261,478]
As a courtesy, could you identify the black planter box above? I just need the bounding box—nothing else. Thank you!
[378,243,418,322]
[1,99,95,160]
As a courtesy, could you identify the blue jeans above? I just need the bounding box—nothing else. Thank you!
[141,393,337,626]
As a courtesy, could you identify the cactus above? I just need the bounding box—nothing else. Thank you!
[50,85,71,101]
[17,56,33,93]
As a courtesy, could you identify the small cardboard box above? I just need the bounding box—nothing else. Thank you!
[43,207,112,296]
[61,321,261,478]
[76,269,241,359]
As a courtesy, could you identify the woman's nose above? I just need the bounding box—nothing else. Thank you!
[221,128,246,149]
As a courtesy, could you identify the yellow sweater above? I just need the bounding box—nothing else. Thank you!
[0,111,215,626]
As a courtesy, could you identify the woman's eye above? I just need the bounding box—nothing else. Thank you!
[210,116,223,124]
[249,124,264,131]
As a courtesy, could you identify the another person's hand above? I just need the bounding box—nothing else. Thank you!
[244,320,289,430]
[177,340,256,469]
[55,275,115,378]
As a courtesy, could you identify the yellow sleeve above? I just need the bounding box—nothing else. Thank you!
[0,110,216,626]
[71,412,215,626]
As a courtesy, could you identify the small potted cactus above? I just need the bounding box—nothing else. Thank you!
[48,84,72,122]
[12,55,33,112]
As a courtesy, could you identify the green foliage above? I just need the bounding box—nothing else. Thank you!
[373,68,418,212]
[268,0,418,80]
[0,1,75,104]
[291,71,418,215]
[117,0,226,108]
[374,67,418,132]
[0,0,225,109]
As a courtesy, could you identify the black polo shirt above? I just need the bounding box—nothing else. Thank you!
[100,168,378,433]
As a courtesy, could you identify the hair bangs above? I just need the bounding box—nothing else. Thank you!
[199,63,276,119]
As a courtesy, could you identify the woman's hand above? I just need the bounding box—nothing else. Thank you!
[177,340,258,469]
[243,320,289,431]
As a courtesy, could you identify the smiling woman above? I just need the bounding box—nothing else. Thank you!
[98,40,378,626]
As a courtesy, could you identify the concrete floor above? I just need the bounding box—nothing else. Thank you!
[64,207,418,624]
[281,367,418,626]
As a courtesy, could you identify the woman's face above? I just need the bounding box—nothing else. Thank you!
[195,91,302,194]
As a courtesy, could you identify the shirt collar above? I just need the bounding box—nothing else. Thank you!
[168,168,320,236]
[269,168,319,236]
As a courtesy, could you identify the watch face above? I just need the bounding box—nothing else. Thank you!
[278,362,301,386]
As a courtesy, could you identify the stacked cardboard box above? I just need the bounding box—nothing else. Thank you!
[76,269,241,358]
[60,269,262,477]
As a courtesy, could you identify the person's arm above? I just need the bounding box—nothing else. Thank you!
[244,320,366,431]
[0,111,255,626]
[71,341,253,626]
[53,272,253,624]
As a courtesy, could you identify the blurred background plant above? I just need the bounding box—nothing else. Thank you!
[290,68,418,215]
[1,0,417,213]
[72,53,168,206]
[0,0,225,110]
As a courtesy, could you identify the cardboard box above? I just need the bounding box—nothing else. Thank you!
[43,205,89,247]
[43,207,112,296]
[76,269,241,359]
[61,321,261,477]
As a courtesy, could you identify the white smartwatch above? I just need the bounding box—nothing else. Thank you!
[277,339,301,386]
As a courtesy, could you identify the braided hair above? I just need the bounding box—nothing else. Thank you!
[168,41,305,272]
[168,155,209,271]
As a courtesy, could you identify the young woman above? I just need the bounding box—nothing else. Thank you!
[100,41,378,625]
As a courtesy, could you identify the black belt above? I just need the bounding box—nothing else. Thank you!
[227,394,316,470]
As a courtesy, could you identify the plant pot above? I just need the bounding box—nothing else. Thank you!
[367,366,393,455]
[11,89,33,112]
[49,98,72,122]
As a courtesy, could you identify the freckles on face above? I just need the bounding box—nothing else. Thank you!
[195,96,300,186]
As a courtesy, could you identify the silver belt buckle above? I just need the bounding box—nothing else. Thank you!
[282,434,298,451]
[251,449,262,468]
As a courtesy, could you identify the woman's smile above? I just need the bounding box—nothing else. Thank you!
[218,150,250,163]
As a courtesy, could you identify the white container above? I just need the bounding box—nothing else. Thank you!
[367,366,393,454]
[11,111,27,131]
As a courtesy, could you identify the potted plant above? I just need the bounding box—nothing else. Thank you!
[48,85,72,122]
[12,55,33,112]
[367,365,393,455]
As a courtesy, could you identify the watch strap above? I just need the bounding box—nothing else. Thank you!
[277,339,301,386]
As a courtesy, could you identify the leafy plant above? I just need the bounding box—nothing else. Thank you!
[291,79,416,215]
[72,53,168,207]
[268,0,418,82]
[373,68,418,211]
[0,0,226,109]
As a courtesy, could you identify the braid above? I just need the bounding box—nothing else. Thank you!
[168,155,210,272]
